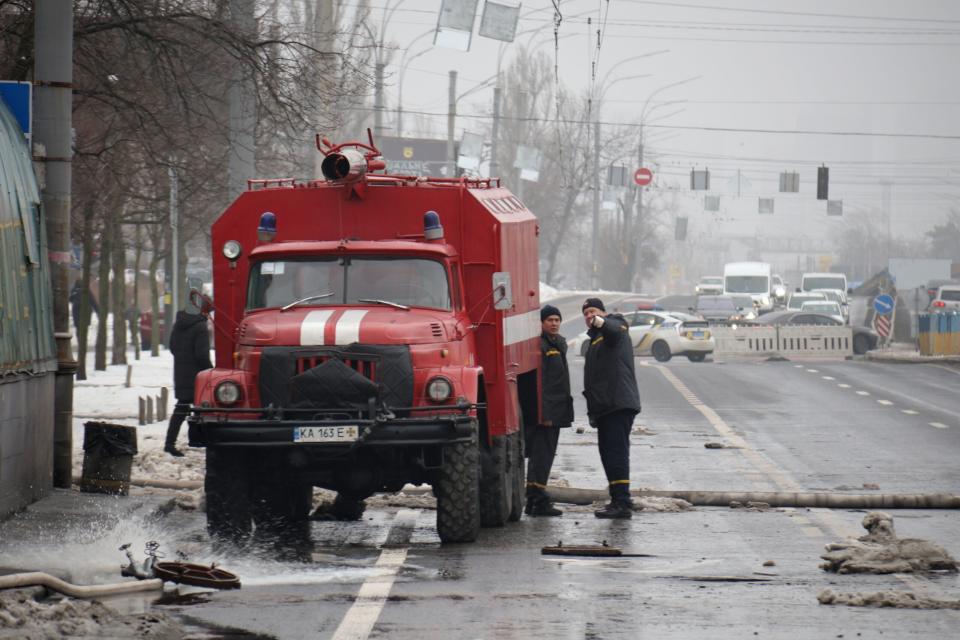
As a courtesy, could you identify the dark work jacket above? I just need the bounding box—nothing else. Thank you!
[583,313,641,423]
[169,311,213,401]
[540,332,573,427]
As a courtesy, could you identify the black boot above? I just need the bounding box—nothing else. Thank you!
[164,443,185,457]
[594,500,633,519]
[529,498,562,517]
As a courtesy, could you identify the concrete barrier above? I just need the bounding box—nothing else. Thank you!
[713,325,853,357]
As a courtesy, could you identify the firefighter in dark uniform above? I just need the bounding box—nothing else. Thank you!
[581,297,641,519]
[525,304,573,517]
[164,299,213,456]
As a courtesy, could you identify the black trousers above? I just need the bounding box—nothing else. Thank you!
[165,400,191,447]
[596,409,636,501]
[526,425,561,491]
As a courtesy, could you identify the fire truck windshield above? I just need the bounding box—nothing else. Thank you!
[247,257,452,311]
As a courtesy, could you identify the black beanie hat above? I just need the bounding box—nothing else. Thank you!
[541,304,562,322]
[582,297,605,312]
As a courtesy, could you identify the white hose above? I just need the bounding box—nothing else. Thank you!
[0,572,163,598]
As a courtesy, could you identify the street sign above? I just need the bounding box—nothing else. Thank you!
[0,80,31,136]
[874,294,894,315]
[634,167,653,186]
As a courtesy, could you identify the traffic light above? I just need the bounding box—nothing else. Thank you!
[817,166,829,200]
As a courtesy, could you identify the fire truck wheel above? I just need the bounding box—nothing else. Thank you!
[205,447,254,544]
[479,436,510,528]
[253,480,312,538]
[331,494,367,521]
[507,431,524,522]
[435,428,481,543]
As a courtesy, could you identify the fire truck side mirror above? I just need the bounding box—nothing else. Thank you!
[492,272,513,311]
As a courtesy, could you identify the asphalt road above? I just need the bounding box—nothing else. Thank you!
[149,355,960,639]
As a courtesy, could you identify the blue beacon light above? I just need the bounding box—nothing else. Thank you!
[258,211,277,242]
[424,210,444,241]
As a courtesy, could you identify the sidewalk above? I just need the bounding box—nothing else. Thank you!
[863,342,960,365]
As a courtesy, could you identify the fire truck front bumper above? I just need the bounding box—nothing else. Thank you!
[187,412,476,449]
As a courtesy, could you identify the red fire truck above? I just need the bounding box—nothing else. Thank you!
[189,134,541,543]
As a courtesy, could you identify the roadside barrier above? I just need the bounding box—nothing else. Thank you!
[918,312,960,356]
[712,325,852,357]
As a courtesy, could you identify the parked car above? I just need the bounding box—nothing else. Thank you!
[812,289,850,321]
[786,291,826,310]
[139,311,165,350]
[800,300,845,324]
[929,285,960,312]
[756,310,878,354]
[694,295,747,324]
[926,279,959,303]
[695,276,724,295]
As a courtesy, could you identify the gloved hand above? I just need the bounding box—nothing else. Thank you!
[591,314,605,329]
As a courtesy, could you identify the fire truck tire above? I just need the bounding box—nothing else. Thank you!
[435,429,481,543]
[205,448,254,544]
[331,494,367,521]
[507,431,524,522]
[479,436,510,528]
[253,480,312,538]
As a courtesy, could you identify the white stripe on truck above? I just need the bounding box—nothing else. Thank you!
[502,309,540,346]
[300,309,334,345]
[335,310,368,345]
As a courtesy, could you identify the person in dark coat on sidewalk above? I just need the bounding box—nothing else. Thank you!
[525,304,574,517]
[164,300,212,456]
[581,297,641,519]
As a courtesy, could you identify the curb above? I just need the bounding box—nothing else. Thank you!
[863,353,960,365]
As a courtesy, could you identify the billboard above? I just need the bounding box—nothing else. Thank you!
[378,136,452,177]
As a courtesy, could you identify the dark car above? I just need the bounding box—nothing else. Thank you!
[755,310,878,355]
[694,295,747,324]
[139,311,165,350]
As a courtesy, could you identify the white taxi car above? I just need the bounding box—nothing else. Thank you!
[569,311,715,362]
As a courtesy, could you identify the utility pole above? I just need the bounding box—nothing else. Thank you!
[447,70,457,177]
[169,166,179,317]
[35,0,76,489]
[228,0,256,199]
[489,84,501,179]
[881,180,893,261]
[635,125,645,291]
[516,90,527,200]
[591,118,600,289]
[374,62,385,137]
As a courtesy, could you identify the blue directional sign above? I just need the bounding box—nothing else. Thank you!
[874,294,894,315]
[0,81,31,136]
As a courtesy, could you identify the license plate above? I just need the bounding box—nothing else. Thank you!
[293,425,359,443]
[693,331,705,339]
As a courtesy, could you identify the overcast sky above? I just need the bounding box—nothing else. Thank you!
[358,0,960,240]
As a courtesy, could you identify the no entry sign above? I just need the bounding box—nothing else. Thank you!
[634,168,653,186]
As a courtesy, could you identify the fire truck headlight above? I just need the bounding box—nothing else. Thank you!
[222,240,242,261]
[426,377,453,403]
[215,380,242,405]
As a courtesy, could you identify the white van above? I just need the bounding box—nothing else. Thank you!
[723,262,773,312]
[801,272,849,304]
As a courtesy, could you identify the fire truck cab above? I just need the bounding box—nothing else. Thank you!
[189,136,541,543]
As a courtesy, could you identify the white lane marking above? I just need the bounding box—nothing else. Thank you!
[300,309,335,345]
[838,383,851,389]
[331,509,419,640]
[821,376,835,381]
[902,409,919,415]
[877,399,894,406]
[930,422,950,429]
[335,309,368,345]
[794,365,804,368]
[806,369,819,373]
[856,390,870,396]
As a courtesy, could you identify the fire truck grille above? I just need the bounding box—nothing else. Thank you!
[296,355,377,382]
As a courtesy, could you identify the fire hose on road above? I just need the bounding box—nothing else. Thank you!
[121,476,960,510]
[0,572,163,598]
[545,487,960,509]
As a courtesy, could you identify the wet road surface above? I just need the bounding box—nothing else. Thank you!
[150,355,959,638]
